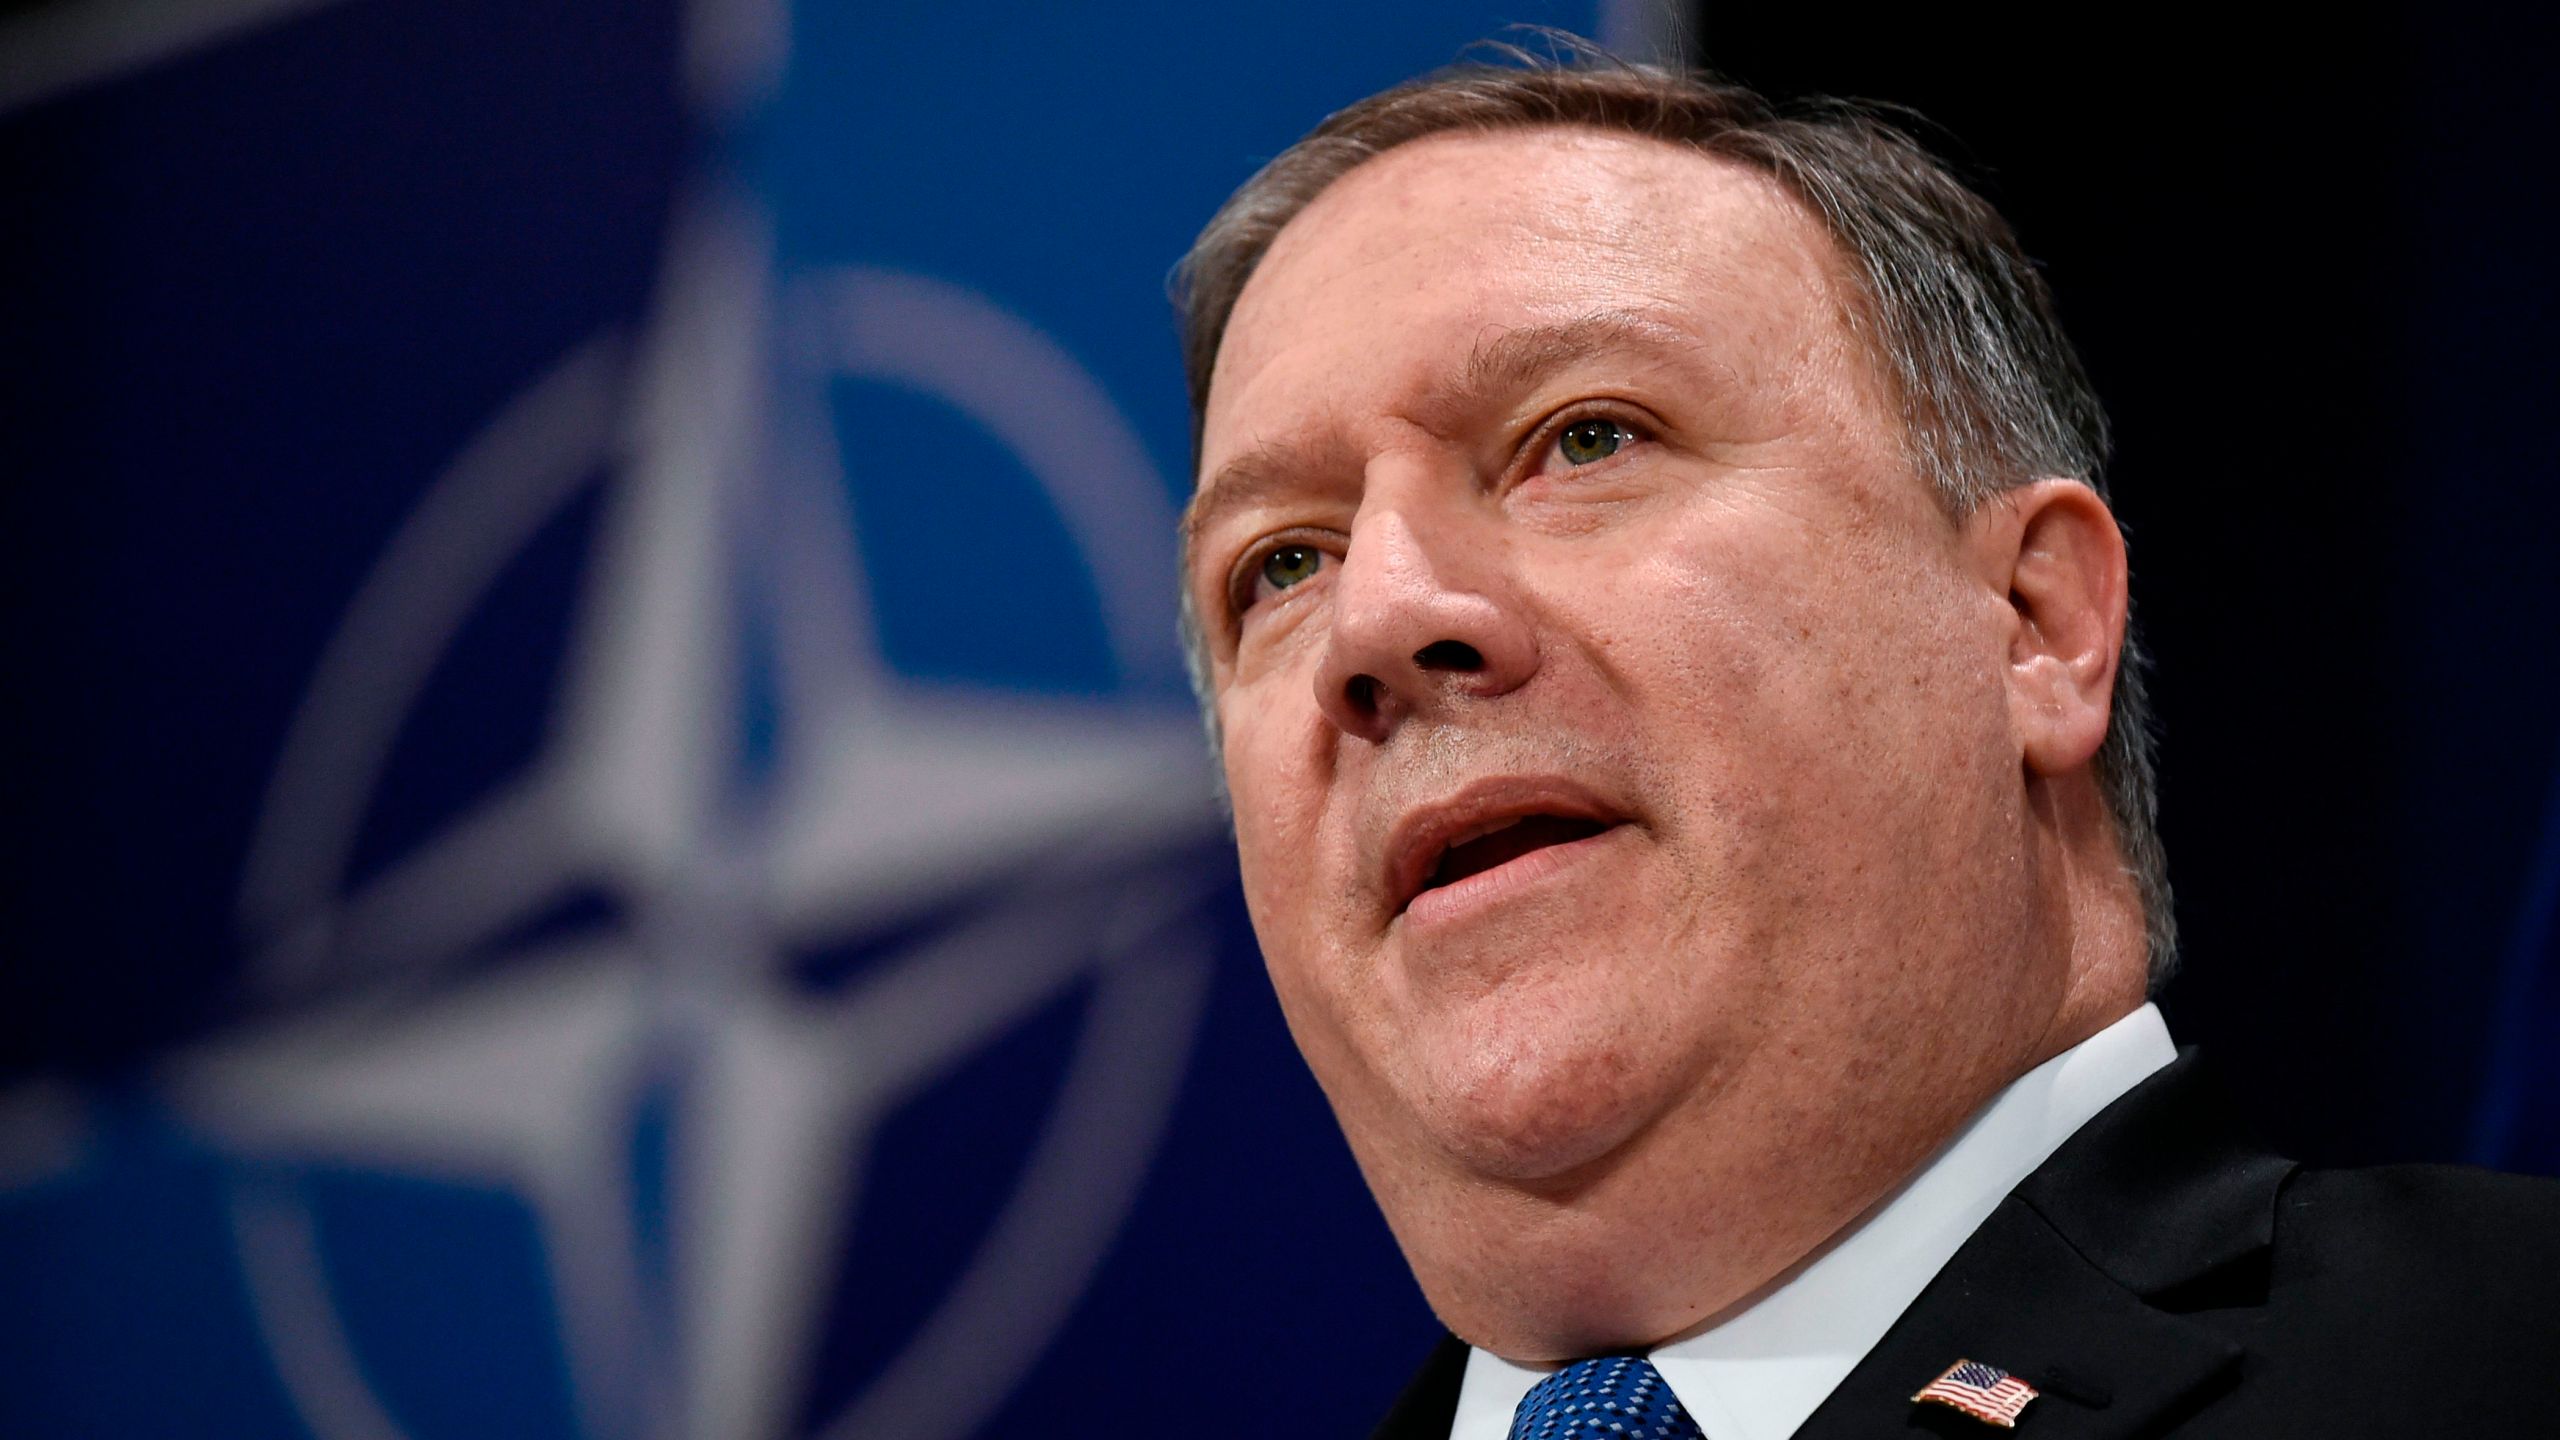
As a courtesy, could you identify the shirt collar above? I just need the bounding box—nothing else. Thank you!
[1449,1003,2177,1440]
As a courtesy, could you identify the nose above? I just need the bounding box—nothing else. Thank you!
[1314,503,1539,742]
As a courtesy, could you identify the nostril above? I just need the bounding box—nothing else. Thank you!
[1414,640,1483,672]
[1344,674,1382,713]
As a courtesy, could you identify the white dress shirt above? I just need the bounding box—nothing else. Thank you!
[1448,1003,2177,1440]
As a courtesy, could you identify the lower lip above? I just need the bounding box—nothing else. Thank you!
[1400,824,1627,931]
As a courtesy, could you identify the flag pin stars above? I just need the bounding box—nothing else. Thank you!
[1912,1358,2041,1428]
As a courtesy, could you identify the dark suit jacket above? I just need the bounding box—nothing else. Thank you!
[1373,1052,2560,1438]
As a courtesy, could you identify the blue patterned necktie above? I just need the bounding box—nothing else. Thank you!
[1507,1354,1705,1440]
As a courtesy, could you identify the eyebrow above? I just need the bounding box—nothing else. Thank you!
[1456,306,1701,406]
[1181,306,1702,563]
[1180,434,1334,565]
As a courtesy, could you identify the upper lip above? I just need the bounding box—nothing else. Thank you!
[1380,776,1629,916]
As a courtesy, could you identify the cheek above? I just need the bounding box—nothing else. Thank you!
[1222,678,1328,892]
[1594,519,2008,897]
[1220,683,1362,1023]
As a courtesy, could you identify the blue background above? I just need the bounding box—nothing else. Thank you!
[4,2,2555,1437]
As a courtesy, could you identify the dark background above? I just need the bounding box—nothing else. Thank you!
[1700,0,2560,1172]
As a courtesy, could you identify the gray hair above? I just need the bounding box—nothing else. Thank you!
[1170,46,2176,990]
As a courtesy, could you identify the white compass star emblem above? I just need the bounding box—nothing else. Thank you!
[156,167,1222,1440]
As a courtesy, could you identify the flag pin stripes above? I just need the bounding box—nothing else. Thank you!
[1912,1358,2040,1428]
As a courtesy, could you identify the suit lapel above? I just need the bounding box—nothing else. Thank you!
[1794,1053,2293,1440]
[1366,1055,2293,1440]
[1792,1196,2240,1440]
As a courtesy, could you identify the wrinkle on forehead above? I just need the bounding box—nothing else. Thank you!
[1185,124,1939,628]
[1201,127,1861,459]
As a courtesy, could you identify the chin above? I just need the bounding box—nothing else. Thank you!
[1402,1017,1671,1185]
[1408,1197,1714,1362]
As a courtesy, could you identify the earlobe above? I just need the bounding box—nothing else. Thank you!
[1983,479,2129,777]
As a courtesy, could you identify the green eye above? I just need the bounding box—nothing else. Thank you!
[1558,418,1630,465]
[1261,544,1324,592]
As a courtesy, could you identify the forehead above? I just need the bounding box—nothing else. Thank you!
[1199,125,1864,465]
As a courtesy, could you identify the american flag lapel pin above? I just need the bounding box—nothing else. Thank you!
[1912,1358,2040,1428]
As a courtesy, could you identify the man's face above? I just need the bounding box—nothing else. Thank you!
[1187,128,2068,1346]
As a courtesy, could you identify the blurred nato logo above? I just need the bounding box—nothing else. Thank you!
[0,2,1225,1437]
[190,255,1221,1440]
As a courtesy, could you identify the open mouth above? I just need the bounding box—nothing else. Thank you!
[1413,814,1614,904]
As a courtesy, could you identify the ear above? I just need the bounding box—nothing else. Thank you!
[1969,479,2129,778]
